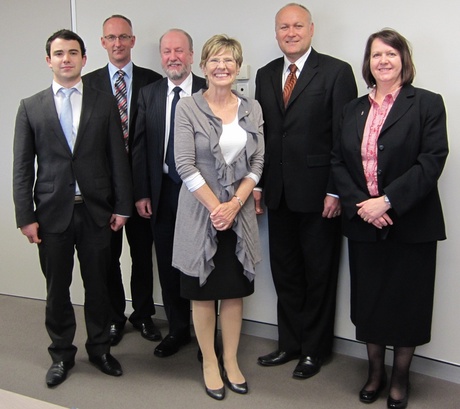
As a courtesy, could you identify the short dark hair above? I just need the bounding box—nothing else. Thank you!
[362,28,415,88]
[46,29,86,57]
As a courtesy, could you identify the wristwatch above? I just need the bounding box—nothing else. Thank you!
[384,195,392,208]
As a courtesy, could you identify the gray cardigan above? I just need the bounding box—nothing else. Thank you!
[172,90,264,286]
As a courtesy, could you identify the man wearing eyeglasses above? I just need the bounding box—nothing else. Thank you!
[83,15,162,347]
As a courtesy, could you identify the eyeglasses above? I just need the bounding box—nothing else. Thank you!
[103,34,133,43]
[207,58,236,67]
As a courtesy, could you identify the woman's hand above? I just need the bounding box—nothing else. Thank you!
[356,196,393,229]
[210,200,240,231]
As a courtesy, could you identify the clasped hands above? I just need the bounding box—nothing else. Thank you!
[356,196,393,229]
[210,200,240,231]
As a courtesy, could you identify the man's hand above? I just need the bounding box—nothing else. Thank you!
[110,215,128,231]
[253,190,264,215]
[322,195,341,218]
[135,198,152,219]
[20,222,41,244]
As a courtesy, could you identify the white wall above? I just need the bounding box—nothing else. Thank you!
[1,0,459,367]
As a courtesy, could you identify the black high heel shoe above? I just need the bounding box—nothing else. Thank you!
[222,368,248,394]
[205,385,225,401]
[359,374,387,404]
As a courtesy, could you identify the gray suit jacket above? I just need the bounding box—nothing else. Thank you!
[13,85,133,233]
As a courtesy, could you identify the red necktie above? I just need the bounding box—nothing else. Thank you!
[283,64,297,107]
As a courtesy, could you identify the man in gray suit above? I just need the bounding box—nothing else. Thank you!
[83,15,162,346]
[132,28,206,358]
[13,29,132,387]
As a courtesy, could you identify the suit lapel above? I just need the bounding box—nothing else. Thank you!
[380,85,415,135]
[356,97,370,142]
[74,86,97,153]
[287,49,319,108]
[130,64,141,123]
[155,80,168,155]
[42,87,73,155]
[268,58,284,112]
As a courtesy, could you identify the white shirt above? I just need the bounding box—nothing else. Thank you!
[163,73,193,173]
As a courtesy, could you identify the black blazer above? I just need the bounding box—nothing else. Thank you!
[331,85,448,243]
[255,48,357,213]
[13,85,133,233]
[131,74,207,224]
[82,64,162,159]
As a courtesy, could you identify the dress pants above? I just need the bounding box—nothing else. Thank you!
[109,209,155,326]
[267,197,341,358]
[153,175,191,337]
[38,203,112,362]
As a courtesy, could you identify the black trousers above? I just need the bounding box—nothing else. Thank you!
[267,197,341,358]
[152,176,191,337]
[109,208,155,326]
[38,203,112,362]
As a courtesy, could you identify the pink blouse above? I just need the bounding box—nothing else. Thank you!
[361,87,401,196]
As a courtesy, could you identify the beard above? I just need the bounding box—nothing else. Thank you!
[163,64,189,81]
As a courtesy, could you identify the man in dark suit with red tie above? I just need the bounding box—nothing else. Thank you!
[83,15,162,346]
[13,29,132,386]
[255,4,357,379]
[132,29,206,357]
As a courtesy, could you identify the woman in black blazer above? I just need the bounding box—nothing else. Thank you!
[332,29,448,409]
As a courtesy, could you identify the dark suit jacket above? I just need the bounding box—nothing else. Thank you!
[255,48,357,212]
[132,74,206,224]
[82,64,162,159]
[13,85,133,233]
[331,85,448,243]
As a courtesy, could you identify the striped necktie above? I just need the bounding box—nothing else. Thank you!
[115,70,129,151]
[283,64,297,107]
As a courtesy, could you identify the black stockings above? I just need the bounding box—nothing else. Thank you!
[390,346,415,400]
[364,343,386,391]
[364,343,415,400]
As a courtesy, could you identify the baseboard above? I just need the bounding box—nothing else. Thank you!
[150,304,460,385]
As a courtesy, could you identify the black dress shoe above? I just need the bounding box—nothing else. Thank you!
[206,385,225,401]
[109,323,124,346]
[154,333,191,357]
[89,353,122,376]
[222,369,248,394]
[292,355,322,379]
[132,319,162,341]
[257,350,300,366]
[46,361,75,387]
[359,375,387,403]
[387,388,409,409]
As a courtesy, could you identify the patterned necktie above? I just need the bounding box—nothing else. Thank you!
[165,86,182,184]
[115,70,129,151]
[59,87,76,150]
[283,64,298,107]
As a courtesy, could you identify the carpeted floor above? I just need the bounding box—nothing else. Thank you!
[0,294,459,409]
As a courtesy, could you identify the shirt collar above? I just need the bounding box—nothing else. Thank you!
[167,72,193,96]
[368,86,402,104]
[108,61,133,80]
[283,46,312,74]
[52,80,83,95]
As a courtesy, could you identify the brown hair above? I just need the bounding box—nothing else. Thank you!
[362,28,415,88]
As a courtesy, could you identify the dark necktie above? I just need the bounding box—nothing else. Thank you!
[166,86,182,184]
[115,70,129,152]
[283,64,297,107]
[59,87,76,150]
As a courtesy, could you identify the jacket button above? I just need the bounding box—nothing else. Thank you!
[377,169,382,175]
[378,144,384,151]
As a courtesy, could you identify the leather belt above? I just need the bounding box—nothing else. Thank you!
[74,195,84,204]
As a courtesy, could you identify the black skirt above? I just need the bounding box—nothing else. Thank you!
[180,229,254,301]
[348,239,437,347]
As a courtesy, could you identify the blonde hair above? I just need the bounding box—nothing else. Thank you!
[200,34,243,69]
